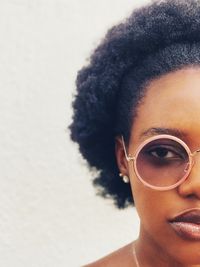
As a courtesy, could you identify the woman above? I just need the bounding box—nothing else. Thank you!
[70,0,200,266]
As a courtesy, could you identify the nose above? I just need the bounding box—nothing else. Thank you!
[178,153,200,199]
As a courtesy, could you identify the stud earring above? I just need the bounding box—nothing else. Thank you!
[119,173,130,183]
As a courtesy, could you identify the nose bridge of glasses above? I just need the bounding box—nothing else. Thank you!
[192,148,200,157]
[190,149,200,169]
[182,149,200,173]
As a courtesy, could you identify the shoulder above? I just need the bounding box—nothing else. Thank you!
[82,242,137,267]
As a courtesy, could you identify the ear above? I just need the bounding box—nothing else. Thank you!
[115,135,129,176]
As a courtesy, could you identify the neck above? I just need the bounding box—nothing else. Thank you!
[132,244,140,267]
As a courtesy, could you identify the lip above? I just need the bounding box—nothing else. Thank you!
[169,208,200,241]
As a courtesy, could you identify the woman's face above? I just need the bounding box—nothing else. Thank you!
[127,67,200,265]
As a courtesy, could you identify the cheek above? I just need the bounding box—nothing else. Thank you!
[130,171,172,232]
[128,161,174,230]
[136,192,165,223]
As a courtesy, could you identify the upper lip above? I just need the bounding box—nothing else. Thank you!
[169,208,200,224]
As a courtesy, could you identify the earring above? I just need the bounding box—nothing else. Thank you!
[119,173,130,183]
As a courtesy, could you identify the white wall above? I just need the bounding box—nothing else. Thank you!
[0,0,150,266]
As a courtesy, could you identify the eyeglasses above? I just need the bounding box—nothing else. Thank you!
[122,134,200,191]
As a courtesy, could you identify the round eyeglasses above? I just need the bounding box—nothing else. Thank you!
[122,134,200,191]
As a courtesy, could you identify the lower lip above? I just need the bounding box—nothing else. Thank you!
[170,222,200,241]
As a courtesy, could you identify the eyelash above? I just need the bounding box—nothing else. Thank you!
[146,145,185,160]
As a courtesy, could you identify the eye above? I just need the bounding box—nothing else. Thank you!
[147,145,185,160]
[150,147,176,158]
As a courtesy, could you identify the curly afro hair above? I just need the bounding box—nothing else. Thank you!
[70,0,200,208]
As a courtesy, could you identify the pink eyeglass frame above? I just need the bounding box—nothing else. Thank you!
[121,134,200,191]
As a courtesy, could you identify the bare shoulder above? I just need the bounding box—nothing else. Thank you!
[82,242,137,267]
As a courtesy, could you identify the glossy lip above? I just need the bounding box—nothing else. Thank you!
[169,208,200,241]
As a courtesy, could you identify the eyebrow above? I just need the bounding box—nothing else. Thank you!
[140,127,187,140]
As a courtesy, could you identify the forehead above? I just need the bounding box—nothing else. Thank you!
[130,67,200,146]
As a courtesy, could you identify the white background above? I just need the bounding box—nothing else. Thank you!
[0,0,150,266]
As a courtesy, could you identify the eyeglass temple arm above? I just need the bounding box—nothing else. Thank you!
[121,136,135,161]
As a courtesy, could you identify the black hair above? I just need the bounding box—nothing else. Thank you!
[70,0,200,208]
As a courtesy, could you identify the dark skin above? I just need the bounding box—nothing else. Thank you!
[84,67,200,267]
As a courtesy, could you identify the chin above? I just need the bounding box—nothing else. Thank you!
[169,241,200,265]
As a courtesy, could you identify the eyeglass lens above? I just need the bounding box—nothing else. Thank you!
[136,138,190,187]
